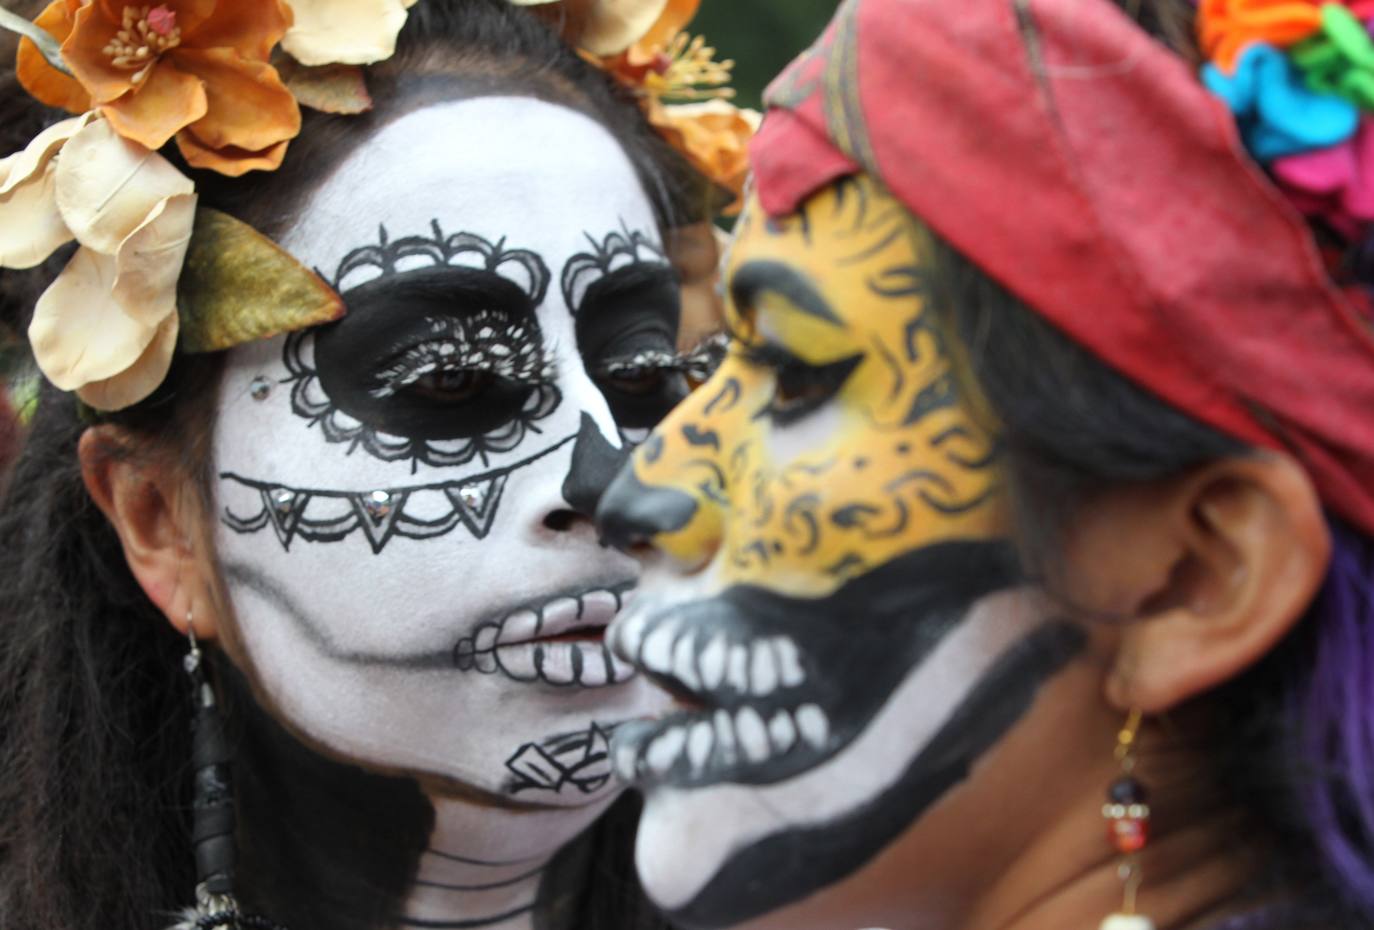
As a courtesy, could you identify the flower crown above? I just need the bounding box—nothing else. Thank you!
[1199,0,1374,286]
[0,0,754,412]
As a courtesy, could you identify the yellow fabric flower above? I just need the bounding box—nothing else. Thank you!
[0,115,196,411]
[282,0,419,66]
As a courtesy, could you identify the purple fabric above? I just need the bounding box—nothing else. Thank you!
[1300,520,1374,911]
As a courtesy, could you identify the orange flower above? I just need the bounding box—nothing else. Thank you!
[650,100,758,212]
[17,0,302,176]
[1198,0,1323,72]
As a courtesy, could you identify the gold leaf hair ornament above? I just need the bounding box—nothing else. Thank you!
[514,0,761,212]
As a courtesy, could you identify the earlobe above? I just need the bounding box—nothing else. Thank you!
[1105,453,1330,713]
[78,427,219,640]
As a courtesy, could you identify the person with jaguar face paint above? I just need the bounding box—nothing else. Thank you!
[0,2,747,929]
[597,1,1374,929]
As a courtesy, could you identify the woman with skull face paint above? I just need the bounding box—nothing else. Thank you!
[0,2,747,929]
[595,1,1374,929]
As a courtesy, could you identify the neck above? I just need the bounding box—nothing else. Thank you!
[396,793,611,930]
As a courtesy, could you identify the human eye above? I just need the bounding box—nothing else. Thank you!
[740,341,863,426]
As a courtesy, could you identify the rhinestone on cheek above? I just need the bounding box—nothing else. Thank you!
[364,490,393,519]
[249,376,272,402]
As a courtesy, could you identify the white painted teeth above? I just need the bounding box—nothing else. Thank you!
[672,630,700,690]
[453,586,632,688]
[727,644,750,693]
[750,641,778,696]
[774,636,806,688]
[768,708,797,754]
[640,621,676,675]
[698,634,728,690]
[620,701,835,783]
[713,709,738,765]
[735,706,770,763]
[646,727,688,775]
[687,720,714,772]
[796,703,830,750]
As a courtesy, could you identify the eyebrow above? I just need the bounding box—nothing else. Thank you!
[341,264,536,317]
[578,261,678,310]
[729,260,843,327]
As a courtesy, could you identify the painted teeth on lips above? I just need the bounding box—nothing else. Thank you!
[453,583,638,688]
[618,608,809,703]
[612,700,833,784]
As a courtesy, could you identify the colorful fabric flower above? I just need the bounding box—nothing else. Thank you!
[0,115,196,410]
[16,0,301,176]
[1273,114,1374,236]
[1291,2,1374,107]
[1203,41,1358,160]
[1198,0,1323,74]
[282,0,419,66]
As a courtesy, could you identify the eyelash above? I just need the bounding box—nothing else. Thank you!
[592,334,728,384]
[370,312,553,399]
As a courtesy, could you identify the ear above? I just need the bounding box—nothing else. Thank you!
[1061,453,1330,713]
[78,426,220,640]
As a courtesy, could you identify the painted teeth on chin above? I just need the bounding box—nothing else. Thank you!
[713,708,738,766]
[474,625,499,652]
[687,719,714,772]
[646,726,689,775]
[768,707,797,754]
[734,705,770,763]
[796,703,830,750]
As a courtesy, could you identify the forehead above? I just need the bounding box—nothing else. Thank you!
[727,177,921,335]
[281,95,659,278]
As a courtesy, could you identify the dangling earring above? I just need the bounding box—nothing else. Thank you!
[1099,708,1154,930]
[174,615,288,930]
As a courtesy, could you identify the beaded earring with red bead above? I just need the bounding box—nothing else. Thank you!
[1100,708,1154,930]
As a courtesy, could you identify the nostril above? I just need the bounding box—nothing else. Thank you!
[542,509,581,533]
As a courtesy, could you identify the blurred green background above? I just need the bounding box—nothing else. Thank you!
[693,0,840,111]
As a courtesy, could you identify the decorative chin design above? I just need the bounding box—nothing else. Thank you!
[283,329,562,470]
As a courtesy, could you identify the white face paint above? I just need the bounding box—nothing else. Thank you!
[212,97,679,808]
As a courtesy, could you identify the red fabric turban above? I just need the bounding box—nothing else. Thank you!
[750,0,1374,537]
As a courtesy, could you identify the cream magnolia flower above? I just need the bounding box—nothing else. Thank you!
[508,0,671,56]
[0,115,197,411]
[282,0,420,66]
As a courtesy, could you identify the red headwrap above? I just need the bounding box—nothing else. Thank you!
[750,0,1374,537]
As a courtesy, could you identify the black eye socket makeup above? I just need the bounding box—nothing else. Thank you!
[315,266,554,442]
[574,261,690,430]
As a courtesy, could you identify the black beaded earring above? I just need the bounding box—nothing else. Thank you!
[1099,708,1154,930]
[173,618,288,930]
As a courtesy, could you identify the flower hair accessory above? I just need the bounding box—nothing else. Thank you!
[1200,1,1374,250]
[0,0,748,412]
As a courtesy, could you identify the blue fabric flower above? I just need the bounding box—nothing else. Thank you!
[1202,42,1359,162]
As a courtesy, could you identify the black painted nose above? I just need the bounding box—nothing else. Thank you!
[596,458,699,552]
[561,412,631,518]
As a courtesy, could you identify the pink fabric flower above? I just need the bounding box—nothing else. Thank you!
[1273,114,1374,237]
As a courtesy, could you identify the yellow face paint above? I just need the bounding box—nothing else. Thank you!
[629,173,1008,598]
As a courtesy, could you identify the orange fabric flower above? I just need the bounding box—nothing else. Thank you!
[650,100,758,211]
[16,0,302,176]
[1198,0,1323,73]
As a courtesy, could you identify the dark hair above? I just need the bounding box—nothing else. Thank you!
[918,3,1374,922]
[0,4,683,929]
